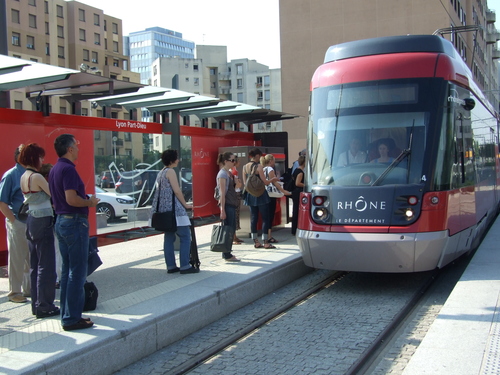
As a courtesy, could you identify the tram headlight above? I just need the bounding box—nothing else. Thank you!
[405,208,414,219]
[407,196,418,205]
[430,196,439,205]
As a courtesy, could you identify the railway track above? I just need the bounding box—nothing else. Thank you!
[116,257,472,375]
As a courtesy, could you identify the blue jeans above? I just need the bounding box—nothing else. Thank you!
[222,204,236,259]
[163,225,191,270]
[26,215,57,314]
[250,203,270,241]
[55,214,89,326]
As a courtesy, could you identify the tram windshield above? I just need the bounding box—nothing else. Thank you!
[309,82,428,187]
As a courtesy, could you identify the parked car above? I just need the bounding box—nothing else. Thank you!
[99,171,119,189]
[94,186,136,220]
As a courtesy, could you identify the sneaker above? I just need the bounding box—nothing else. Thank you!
[36,307,60,319]
[167,267,180,274]
[180,267,200,274]
[62,318,94,331]
[225,256,241,262]
[9,294,27,303]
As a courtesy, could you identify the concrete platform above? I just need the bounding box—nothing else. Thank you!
[0,224,310,375]
[403,215,500,375]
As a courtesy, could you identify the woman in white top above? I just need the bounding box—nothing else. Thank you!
[261,154,291,244]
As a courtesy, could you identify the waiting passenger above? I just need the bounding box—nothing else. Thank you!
[337,138,367,166]
[370,141,395,164]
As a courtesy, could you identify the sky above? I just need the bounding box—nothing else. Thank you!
[74,0,281,69]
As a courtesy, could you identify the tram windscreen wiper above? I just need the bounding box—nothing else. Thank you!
[372,123,414,186]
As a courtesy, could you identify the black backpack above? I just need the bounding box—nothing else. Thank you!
[282,168,294,192]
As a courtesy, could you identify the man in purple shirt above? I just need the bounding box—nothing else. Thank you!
[49,134,99,331]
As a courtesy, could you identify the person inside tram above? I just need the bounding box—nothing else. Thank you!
[370,141,395,164]
[337,137,367,167]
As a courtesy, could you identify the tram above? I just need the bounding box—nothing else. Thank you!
[297,35,500,272]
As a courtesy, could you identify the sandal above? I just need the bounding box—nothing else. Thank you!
[233,240,243,245]
[264,240,276,249]
[253,239,264,248]
[268,237,278,243]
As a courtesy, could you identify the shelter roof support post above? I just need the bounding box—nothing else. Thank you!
[129,108,137,121]
[0,92,10,109]
[102,106,111,118]
[72,101,82,116]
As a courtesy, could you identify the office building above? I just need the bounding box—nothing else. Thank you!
[279,0,500,156]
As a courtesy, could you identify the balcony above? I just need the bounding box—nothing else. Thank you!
[486,31,500,44]
[493,48,500,60]
[486,10,496,24]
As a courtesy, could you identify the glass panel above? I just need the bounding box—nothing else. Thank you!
[94,131,192,234]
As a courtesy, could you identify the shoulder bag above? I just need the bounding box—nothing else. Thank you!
[264,168,284,198]
[243,163,265,197]
[151,171,177,232]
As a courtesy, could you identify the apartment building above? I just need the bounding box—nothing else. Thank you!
[279,0,500,156]
[151,45,283,132]
[2,0,142,165]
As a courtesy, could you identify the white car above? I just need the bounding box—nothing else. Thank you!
[95,186,136,220]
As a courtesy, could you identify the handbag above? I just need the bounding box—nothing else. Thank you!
[210,222,234,252]
[83,281,98,311]
[151,171,177,232]
[243,163,265,197]
[264,168,284,198]
[17,202,29,221]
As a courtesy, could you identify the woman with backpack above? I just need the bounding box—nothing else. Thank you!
[242,148,278,249]
[291,155,306,236]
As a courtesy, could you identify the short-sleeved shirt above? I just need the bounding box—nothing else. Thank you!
[0,163,25,220]
[49,157,88,215]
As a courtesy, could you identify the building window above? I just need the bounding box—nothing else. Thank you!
[112,23,118,34]
[11,9,20,24]
[194,78,199,86]
[104,20,107,31]
[30,58,38,62]
[45,43,50,55]
[94,130,101,140]
[45,22,49,35]
[185,63,189,68]
[113,59,119,67]
[58,45,64,58]
[264,90,270,101]
[113,41,119,52]
[27,36,35,49]
[92,51,98,63]
[44,1,48,14]
[28,0,36,6]
[256,76,263,87]
[257,91,263,101]
[94,13,100,26]
[125,149,132,156]
[29,14,37,28]
[193,64,198,71]
[122,76,129,82]
[264,75,270,86]
[56,5,63,18]
[236,64,243,75]
[79,9,85,22]
[94,33,100,45]
[210,68,216,75]
[237,78,243,88]
[124,132,132,141]
[153,65,157,75]
[79,29,86,41]
[81,108,88,116]
[57,25,64,38]
[185,77,189,82]
[211,82,216,88]
[237,93,243,102]
[12,32,20,46]
[14,100,23,110]
[83,49,89,61]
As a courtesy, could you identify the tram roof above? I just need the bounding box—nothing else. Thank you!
[0,54,299,124]
[324,35,457,63]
